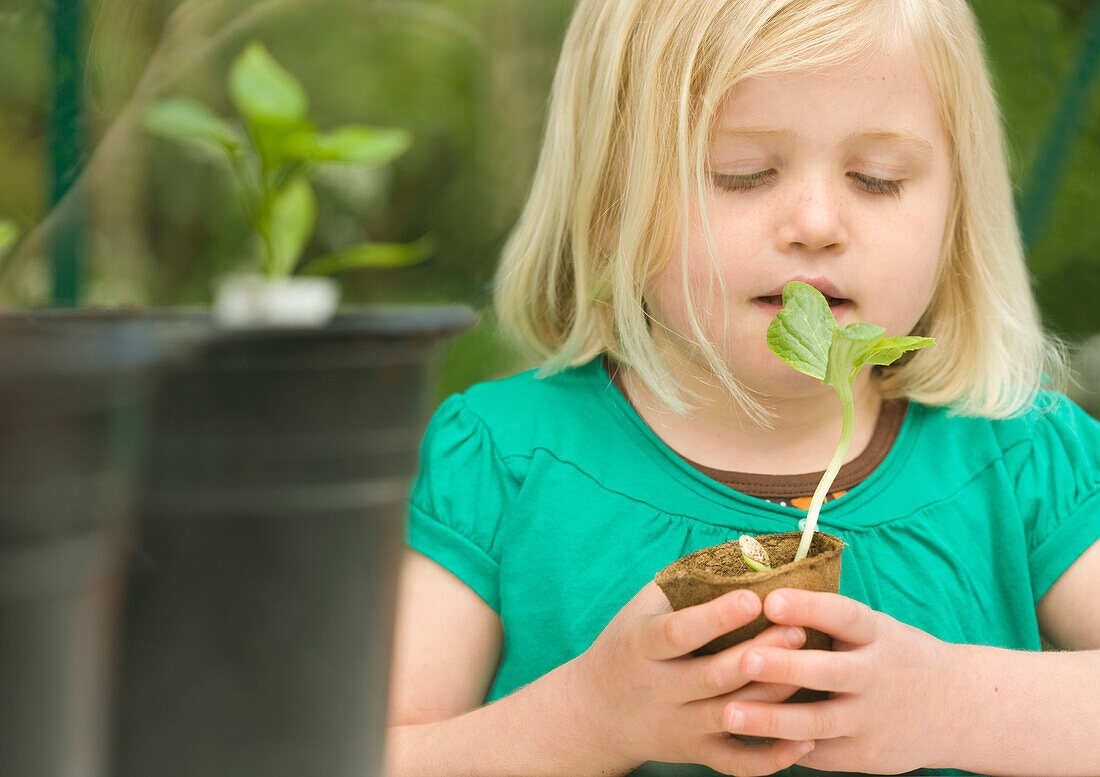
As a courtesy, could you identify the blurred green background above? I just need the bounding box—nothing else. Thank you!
[0,0,1098,411]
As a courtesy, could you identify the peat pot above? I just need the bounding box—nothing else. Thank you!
[109,305,474,777]
[0,311,162,777]
[656,532,844,703]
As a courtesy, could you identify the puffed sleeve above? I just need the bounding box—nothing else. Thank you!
[405,394,518,613]
[1005,394,1100,604]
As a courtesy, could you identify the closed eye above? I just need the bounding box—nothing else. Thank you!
[711,170,905,198]
[848,172,903,198]
[711,170,777,192]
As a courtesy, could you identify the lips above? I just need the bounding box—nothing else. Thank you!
[756,277,850,307]
[758,294,847,307]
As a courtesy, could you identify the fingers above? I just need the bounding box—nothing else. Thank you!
[733,680,803,705]
[643,588,762,660]
[723,697,854,742]
[684,678,801,737]
[695,731,815,776]
[739,644,864,695]
[682,623,807,698]
[763,589,879,646]
[681,624,806,735]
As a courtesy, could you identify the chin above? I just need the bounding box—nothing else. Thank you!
[725,356,824,399]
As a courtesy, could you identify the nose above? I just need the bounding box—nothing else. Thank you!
[775,175,849,254]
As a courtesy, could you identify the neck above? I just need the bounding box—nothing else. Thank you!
[617,359,883,476]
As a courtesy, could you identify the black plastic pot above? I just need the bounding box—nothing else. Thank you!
[109,306,475,777]
[0,311,162,777]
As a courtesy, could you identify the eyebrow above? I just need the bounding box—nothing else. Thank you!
[713,127,935,160]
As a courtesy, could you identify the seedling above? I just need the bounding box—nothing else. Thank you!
[766,281,934,562]
[739,535,771,572]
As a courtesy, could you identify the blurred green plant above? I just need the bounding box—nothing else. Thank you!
[0,219,20,262]
[1,0,1094,401]
[142,41,434,279]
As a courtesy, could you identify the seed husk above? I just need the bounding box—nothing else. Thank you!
[739,535,772,572]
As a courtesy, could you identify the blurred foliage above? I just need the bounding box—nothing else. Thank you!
[0,218,19,259]
[0,0,1098,401]
[1069,334,1100,416]
[143,42,427,278]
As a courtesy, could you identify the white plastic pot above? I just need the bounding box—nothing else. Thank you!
[214,274,340,329]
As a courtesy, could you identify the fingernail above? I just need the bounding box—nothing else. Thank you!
[798,740,815,755]
[738,592,758,616]
[727,708,745,730]
[769,592,787,618]
[785,627,805,647]
[744,650,763,676]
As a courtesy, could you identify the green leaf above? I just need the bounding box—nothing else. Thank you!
[142,97,245,152]
[862,336,936,366]
[229,43,308,126]
[765,280,839,380]
[823,323,886,393]
[285,126,412,165]
[0,219,20,258]
[823,328,937,394]
[299,234,436,276]
[253,119,314,174]
[262,177,316,277]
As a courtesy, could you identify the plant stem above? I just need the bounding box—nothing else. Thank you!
[256,188,273,276]
[227,151,260,225]
[793,391,854,562]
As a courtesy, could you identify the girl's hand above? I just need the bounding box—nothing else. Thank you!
[722,588,962,773]
[566,581,817,776]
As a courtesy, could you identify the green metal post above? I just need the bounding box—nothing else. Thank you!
[49,0,85,306]
[1017,1,1100,250]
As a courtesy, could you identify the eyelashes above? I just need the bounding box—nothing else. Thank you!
[713,170,777,191]
[848,171,904,197]
[711,170,904,198]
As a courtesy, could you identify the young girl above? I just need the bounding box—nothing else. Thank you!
[385,1,1100,775]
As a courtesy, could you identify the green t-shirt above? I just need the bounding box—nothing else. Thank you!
[405,357,1100,777]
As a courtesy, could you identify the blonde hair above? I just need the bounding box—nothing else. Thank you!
[493,0,1065,418]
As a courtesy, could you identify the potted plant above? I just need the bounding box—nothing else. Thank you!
[140,41,436,325]
[106,43,474,777]
[656,281,932,701]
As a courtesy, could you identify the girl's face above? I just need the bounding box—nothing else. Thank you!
[647,44,953,398]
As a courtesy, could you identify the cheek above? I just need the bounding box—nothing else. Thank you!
[873,218,943,328]
[644,254,689,333]
[910,196,950,300]
[645,232,728,334]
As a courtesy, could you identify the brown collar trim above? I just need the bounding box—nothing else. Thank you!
[603,355,906,498]
[684,399,906,497]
